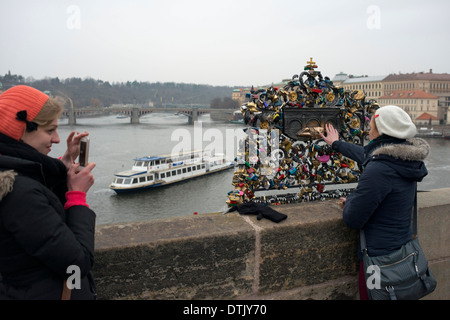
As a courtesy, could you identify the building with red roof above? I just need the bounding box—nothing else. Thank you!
[378,90,439,125]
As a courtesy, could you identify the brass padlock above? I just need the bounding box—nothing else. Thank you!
[260,120,269,129]
[353,90,365,100]
[326,92,335,102]
[289,91,298,101]
[247,102,258,112]
[348,172,356,182]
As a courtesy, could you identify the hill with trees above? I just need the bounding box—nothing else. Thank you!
[0,71,239,109]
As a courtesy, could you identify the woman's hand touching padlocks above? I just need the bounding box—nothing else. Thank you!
[320,123,340,146]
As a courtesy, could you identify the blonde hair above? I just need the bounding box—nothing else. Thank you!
[32,98,63,127]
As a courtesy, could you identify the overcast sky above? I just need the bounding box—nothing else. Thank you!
[1,0,449,87]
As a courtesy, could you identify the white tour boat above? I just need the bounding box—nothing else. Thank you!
[109,149,234,193]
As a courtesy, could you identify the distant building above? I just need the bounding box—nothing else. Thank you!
[232,88,247,106]
[339,75,386,100]
[382,70,450,124]
[416,112,440,126]
[332,69,450,124]
[378,90,439,125]
[331,72,348,86]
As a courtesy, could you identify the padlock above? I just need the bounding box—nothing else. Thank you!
[348,172,356,182]
[352,90,365,100]
[289,91,298,101]
[317,154,330,163]
[247,102,258,113]
[272,113,281,123]
[260,120,269,129]
[316,183,325,193]
[346,159,355,169]
[326,92,335,102]
[312,159,320,169]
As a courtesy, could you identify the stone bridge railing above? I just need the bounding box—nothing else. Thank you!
[92,188,450,300]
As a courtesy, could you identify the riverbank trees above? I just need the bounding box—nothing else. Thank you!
[0,71,237,109]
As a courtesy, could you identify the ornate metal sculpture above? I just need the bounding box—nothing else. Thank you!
[227,58,379,207]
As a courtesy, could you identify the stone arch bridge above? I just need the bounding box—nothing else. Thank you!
[61,105,233,125]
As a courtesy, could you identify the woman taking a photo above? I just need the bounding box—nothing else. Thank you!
[0,85,97,299]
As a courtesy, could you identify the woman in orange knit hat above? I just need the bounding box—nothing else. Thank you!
[0,85,97,299]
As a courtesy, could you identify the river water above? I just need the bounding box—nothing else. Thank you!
[49,114,450,226]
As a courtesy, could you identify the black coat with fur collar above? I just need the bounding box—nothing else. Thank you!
[0,133,96,300]
[332,136,429,258]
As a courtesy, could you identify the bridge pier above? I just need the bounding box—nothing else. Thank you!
[188,109,199,125]
[131,108,140,124]
[68,110,76,126]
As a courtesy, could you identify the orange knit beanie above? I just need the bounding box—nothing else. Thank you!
[0,85,49,141]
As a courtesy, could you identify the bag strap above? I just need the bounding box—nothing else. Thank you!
[61,281,72,300]
[412,183,418,237]
[360,182,418,253]
[360,229,367,253]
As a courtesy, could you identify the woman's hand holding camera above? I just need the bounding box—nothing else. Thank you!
[67,162,96,194]
[61,131,89,170]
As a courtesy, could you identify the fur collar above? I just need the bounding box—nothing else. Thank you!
[0,170,17,202]
[371,137,430,162]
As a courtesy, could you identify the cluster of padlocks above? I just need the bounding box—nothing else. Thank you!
[226,58,379,207]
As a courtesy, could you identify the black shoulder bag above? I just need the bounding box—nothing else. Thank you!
[360,185,437,300]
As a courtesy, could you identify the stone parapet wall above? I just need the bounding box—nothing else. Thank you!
[93,188,450,300]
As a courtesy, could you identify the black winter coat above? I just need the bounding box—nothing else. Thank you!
[332,135,429,259]
[0,133,96,300]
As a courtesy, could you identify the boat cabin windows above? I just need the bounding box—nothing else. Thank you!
[147,159,163,166]
[134,160,152,167]
[153,164,208,179]
[138,175,153,182]
[114,174,154,185]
